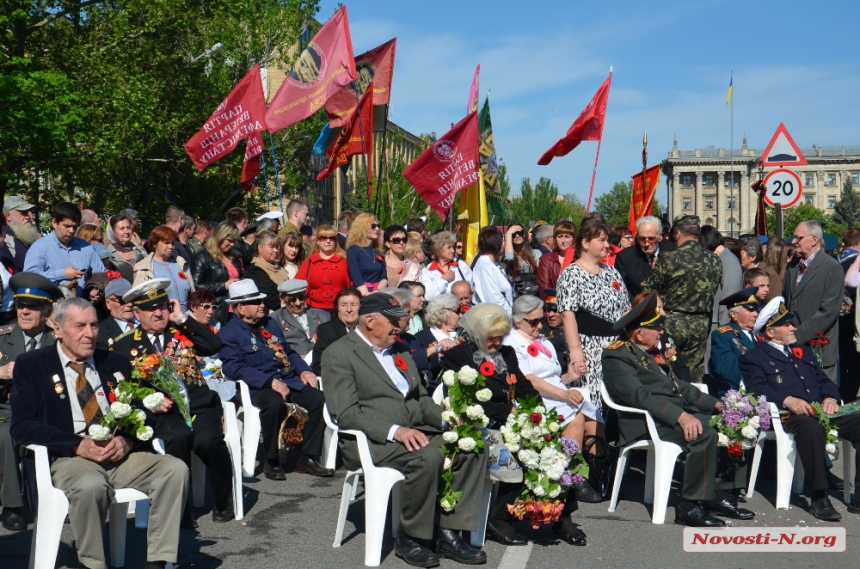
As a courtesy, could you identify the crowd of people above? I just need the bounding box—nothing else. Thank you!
[3,193,860,568]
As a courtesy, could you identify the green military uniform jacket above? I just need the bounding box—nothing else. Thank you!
[0,323,57,403]
[601,338,719,446]
[642,240,722,314]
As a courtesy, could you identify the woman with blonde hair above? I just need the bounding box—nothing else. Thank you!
[191,221,243,325]
[345,213,386,295]
[421,231,472,301]
[296,224,352,311]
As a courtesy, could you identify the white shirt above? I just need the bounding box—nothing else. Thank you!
[768,340,790,356]
[58,343,109,434]
[471,255,513,314]
[21,330,45,351]
[355,328,408,441]
[796,248,819,284]
[420,260,473,302]
[114,317,138,332]
[147,332,163,351]
[296,312,309,336]
[430,327,457,343]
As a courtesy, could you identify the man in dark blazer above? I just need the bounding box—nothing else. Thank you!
[323,292,488,567]
[602,292,753,527]
[111,278,232,526]
[0,272,61,531]
[11,297,187,569]
[311,288,361,375]
[707,287,760,394]
[615,215,676,299]
[782,220,843,381]
[219,279,332,480]
[269,279,330,357]
[740,297,860,521]
[96,278,137,351]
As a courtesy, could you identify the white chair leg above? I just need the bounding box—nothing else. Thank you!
[842,440,853,504]
[109,502,131,568]
[323,425,338,470]
[389,482,402,539]
[650,445,683,525]
[333,470,360,547]
[363,477,400,567]
[191,453,206,508]
[242,411,262,478]
[643,448,656,505]
[29,509,66,569]
[135,499,150,529]
[222,400,244,520]
[746,434,767,498]
[608,447,634,513]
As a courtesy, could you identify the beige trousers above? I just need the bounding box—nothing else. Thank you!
[50,451,188,569]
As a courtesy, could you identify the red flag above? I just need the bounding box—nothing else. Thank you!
[537,74,612,165]
[185,64,268,171]
[317,82,374,181]
[240,133,264,191]
[325,38,396,128]
[403,113,480,221]
[266,7,356,133]
[628,164,661,233]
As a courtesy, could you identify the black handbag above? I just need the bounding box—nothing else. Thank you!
[583,434,613,499]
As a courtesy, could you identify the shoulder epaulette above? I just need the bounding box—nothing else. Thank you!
[114,329,134,341]
[716,325,733,333]
[0,324,15,336]
[606,339,625,350]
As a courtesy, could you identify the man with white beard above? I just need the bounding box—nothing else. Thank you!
[0,197,41,275]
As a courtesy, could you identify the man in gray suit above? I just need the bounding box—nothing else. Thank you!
[323,292,487,567]
[783,220,843,382]
[270,279,330,357]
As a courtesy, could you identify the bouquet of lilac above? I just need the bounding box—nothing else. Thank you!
[709,389,770,461]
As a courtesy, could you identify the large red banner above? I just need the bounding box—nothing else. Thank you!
[265,6,356,133]
[184,64,267,171]
[403,113,479,221]
[629,164,661,232]
[240,134,264,191]
[317,82,373,181]
[537,73,611,165]
[324,38,396,128]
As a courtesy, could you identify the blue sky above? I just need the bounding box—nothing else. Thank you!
[318,0,860,205]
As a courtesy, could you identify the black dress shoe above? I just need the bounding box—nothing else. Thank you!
[394,528,439,568]
[847,496,860,514]
[674,505,726,527]
[574,483,604,503]
[435,528,487,564]
[143,562,167,569]
[702,497,755,520]
[810,498,842,521]
[1,507,26,531]
[827,471,845,491]
[212,497,235,523]
[180,507,198,529]
[264,462,286,481]
[552,520,587,546]
[485,519,527,546]
[294,457,334,477]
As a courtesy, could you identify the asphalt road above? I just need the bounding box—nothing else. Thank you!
[2,448,858,569]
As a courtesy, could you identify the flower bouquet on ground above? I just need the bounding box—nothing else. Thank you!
[132,353,193,429]
[500,396,589,529]
[811,402,840,460]
[437,366,491,512]
[87,373,163,442]
[709,389,770,461]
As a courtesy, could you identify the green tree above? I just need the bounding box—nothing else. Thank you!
[509,176,578,226]
[832,178,860,227]
[767,203,846,238]
[593,180,661,227]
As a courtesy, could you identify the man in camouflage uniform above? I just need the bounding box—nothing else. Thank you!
[643,215,721,382]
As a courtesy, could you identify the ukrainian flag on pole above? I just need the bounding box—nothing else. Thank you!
[726,74,733,108]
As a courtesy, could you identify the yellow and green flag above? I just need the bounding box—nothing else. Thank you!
[726,75,733,108]
[478,98,506,217]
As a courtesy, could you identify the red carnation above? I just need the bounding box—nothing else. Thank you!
[545,434,553,441]
[527,345,539,357]
[106,270,123,280]
[530,412,542,424]
[557,415,564,423]
[479,361,495,376]
[611,281,621,292]
[108,391,116,403]
[727,443,744,458]
[261,329,272,339]
[394,355,408,371]
[792,347,804,359]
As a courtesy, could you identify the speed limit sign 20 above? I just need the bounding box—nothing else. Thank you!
[763,168,803,209]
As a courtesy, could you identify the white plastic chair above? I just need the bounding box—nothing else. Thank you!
[324,406,404,567]
[747,402,852,509]
[303,351,314,366]
[190,400,245,520]
[432,384,444,405]
[237,380,262,478]
[25,444,173,569]
[318,377,339,470]
[601,382,683,524]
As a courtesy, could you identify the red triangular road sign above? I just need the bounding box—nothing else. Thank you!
[761,123,808,167]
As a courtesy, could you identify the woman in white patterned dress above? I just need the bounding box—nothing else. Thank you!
[556,222,631,408]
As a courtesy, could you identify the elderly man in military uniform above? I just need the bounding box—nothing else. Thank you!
[111,278,232,527]
[0,272,63,531]
[96,278,136,350]
[707,287,760,394]
[269,279,330,358]
[602,292,753,527]
[643,215,722,382]
[740,297,860,521]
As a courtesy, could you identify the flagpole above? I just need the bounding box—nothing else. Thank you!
[353,89,373,210]
[268,132,284,214]
[375,105,390,221]
[729,70,734,236]
[586,66,612,213]
[261,144,271,211]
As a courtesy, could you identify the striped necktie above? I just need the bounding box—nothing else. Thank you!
[69,361,102,427]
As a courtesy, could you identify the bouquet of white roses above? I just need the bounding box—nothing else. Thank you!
[87,373,162,442]
[437,365,492,512]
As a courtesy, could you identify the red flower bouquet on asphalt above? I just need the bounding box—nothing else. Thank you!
[611,281,621,292]
[527,345,539,357]
[394,355,408,371]
[479,361,495,376]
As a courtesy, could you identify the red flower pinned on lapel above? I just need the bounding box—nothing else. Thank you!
[261,329,272,339]
[108,391,117,403]
[376,255,384,262]
[394,355,408,371]
[611,281,621,292]
[178,272,187,280]
[792,347,804,359]
[479,361,495,376]
[527,344,539,357]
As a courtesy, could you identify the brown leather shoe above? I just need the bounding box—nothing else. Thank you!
[264,462,286,480]
[294,457,334,477]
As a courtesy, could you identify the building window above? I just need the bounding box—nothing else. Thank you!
[805,174,814,186]
[683,198,692,210]
[853,173,859,186]
[703,173,715,187]
[727,196,736,210]
[680,174,694,188]
[827,173,836,186]
[828,195,837,208]
[724,172,738,187]
[727,218,737,234]
[805,195,814,205]
[704,196,714,209]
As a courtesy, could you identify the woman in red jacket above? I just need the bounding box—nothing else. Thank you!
[296,224,352,311]
[538,220,577,299]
